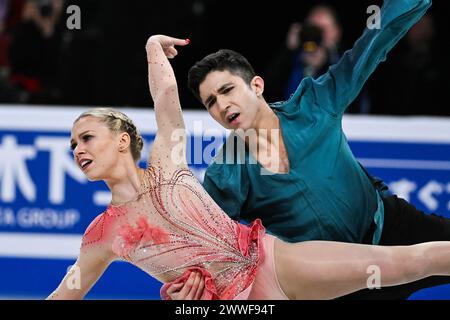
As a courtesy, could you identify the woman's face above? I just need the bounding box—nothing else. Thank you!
[70,116,120,181]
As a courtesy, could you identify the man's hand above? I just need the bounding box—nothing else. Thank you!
[146,35,190,59]
[165,271,206,300]
[286,22,302,51]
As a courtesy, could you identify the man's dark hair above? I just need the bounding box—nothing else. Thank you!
[187,49,256,103]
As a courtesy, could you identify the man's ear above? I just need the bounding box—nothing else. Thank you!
[251,76,265,97]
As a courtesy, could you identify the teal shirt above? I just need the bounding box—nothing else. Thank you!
[202,0,432,244]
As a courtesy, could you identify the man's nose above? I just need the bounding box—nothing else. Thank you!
[216,96,230,111]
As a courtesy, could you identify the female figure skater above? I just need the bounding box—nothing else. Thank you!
[49,35,450,300]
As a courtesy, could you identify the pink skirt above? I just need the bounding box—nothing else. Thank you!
[235,234,289,300]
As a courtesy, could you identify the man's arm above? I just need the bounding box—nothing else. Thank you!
[203,176,241,220]
[202,146,251,221]
[299,0,432,116]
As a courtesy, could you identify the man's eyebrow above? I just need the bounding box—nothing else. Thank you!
[205,94,214,107]
[204,83,233,106]
[70,130,91,145]
[217,83,233,93]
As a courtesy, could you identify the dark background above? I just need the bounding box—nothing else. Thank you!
[1,0,449,114]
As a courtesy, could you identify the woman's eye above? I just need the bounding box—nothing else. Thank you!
[70,135,92,151]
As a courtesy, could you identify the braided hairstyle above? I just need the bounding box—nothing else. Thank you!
[74,108,144,162]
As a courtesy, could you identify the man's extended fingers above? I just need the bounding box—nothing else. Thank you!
[188,272,203,299]
[185,272,200,299]
[178,272,196,297]
[194,277,205,300]
[166,282,184,294]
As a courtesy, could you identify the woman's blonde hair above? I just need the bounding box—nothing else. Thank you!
[74,108,144,162]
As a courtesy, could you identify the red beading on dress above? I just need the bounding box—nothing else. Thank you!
[81,166,265,300]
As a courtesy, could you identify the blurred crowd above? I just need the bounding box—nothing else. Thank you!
[0,0,449,116]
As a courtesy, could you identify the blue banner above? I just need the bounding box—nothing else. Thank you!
[1,107,450,299]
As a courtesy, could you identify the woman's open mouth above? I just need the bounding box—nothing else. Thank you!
[80,159,93,171]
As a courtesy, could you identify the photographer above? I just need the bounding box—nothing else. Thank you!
[8,0,64,103]
[264,5,342,102]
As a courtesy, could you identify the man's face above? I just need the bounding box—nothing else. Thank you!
[199,70,260,130]
[71,116,120,181]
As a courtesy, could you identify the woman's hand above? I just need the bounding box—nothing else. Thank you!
[146,35,190,59]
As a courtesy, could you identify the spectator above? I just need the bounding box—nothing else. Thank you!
[8,0,64,103]
[263,5,342,102]
[264,4,371,113]
[369,12,449,116]
[0,0,26,102]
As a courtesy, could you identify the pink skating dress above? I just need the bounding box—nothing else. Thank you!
[81,166,266,300]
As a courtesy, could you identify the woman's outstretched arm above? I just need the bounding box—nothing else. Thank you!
[146,35,189,135]
[46,243,113,299]
[47,214,115,300]
[275,239,450,300]
[145,35,190,167]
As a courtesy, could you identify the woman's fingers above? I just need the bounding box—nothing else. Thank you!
[146,35,189,53]
[171,37,190,47]
[166,47,178,59]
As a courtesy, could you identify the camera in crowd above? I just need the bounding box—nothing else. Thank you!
[31,0,54,17]
[299,24,324,53]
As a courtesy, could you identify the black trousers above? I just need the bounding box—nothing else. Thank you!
[338,195,450,300]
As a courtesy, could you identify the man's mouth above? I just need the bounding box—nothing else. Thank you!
[227,113,240,124]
